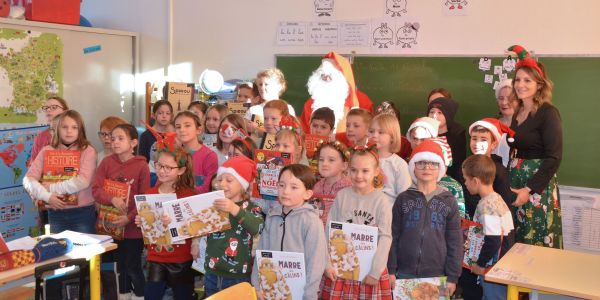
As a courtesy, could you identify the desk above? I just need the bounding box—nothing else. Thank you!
[0,242,117,300]
[485,243,600,299]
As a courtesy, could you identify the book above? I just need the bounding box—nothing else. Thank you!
[95,179,131,240]
[260,133,277,150]
[202,133,218,148]
[256,250,305,300]
[327,221,378,281]
[251,114,264,130]
[227,102,251,117]
[252,150,293,200]
[165,82,194,113]
[393,276,449,300]
[42,150,81,205]
[461,218,485,270]
[162,191,230,242]
[304,134,329,160]
[134,193,182,245]
[0,233,8,254]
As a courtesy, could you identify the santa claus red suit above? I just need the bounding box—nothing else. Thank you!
[300,52,373,135]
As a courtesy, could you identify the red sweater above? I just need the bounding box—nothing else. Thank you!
[145,186,196,263]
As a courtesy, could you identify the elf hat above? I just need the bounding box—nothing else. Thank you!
[507,45,545,78]
[217,156,257,190]
[407,117,440,143]
[408,139,446,183]
[469,118,515,143]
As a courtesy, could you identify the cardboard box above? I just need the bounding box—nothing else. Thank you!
[26,0,81,25]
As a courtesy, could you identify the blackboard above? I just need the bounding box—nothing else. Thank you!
[276,55,600,189]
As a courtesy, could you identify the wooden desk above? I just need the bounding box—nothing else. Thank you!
[0,242,117,300]
[485,243,600,299]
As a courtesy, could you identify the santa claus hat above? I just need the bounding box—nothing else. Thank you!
[469,118,515,143]
[507,45,545,78]
[323,51,359,108]
[407,117,440,143]
[408,140,446,183]
[217,156,257,190]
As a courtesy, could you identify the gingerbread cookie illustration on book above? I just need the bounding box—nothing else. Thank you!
[258,258,292,300]
[329,229,360,280]
[178,207,230,237]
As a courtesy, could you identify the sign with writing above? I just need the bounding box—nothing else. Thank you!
[165,82,194,112]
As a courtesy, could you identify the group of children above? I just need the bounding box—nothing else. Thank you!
[22,67,517,300]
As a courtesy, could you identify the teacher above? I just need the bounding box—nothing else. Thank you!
[507,45,563,249]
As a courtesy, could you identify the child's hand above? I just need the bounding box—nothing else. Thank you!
[446,282,457,297]
[389,274,396,290]
[324,267,337,281]
[213,198,240,216]
[111,196,128,213]
[134,215,142,227]
[363,275,378,286]
[190,244,200,259]
[511,187,530,207]
[255,288,264,300]
[161,213,172,226]
[470,264,486,275]
[48,193,67,209]
[112,215,130,227]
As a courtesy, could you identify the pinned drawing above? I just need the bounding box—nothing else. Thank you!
[445,0,468,10]
[386,0,407,17]
[314,0,334,17]
[397,22,419,48]
[503,57,516,72]
[372,23,394,48]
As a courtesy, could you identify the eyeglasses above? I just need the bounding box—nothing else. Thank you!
[41,105,64,112]
[97,131,111,139]
[154,162,180,172]
[415,161,440,170]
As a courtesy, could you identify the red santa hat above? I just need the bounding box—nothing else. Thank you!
[217,156,257,190]
[408,139,446,183]
[469,118,515,143]
[323,51,359,109]
[406,117,440,143]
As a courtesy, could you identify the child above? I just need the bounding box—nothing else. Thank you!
[310,107,335,138]
[262,99,290,135]
[368,114,412,202]
[274,116,307,165]
[174,111,218,194]
[97,116,128,164]
[406,117,439,149]
[204,104,229,136]
[387,140,462,297]
[203,156,265,296]
[187,101,208,134]
[216,113,248,165]
[139,100,175,162]
[462,155,514,299]
[427,87,452,104]
[30,96,68,164]
[427,97,466,182]
[338,108,372,147]
[227,136,257,160]
[23,110,98,234]
[92,123,149,299]
[321,144,393,300]
[134,147,196,300]
[374,101,412,161]
[235,82,257,103]
[251,164,327,300]
[311,141,351,226]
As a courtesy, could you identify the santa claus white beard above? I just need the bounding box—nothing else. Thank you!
[307,63,349,130]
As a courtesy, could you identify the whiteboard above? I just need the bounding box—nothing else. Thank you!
[0,18,138,151]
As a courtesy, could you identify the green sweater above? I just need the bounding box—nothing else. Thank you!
[205,199,264,278]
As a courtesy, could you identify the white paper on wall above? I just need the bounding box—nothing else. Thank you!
[276,22,307,46]
[308,22,339,46]
[339,21,370,47]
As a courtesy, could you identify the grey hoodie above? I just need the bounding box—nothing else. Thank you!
[251,203,327,300]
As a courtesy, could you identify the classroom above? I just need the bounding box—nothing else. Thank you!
[1,1,600,299]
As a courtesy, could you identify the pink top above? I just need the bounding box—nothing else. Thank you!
[312,176,352,226]
[191,145,218,194]
[29,128,52,166]
[25,144,97,208]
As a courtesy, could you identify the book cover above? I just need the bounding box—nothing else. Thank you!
[251,114,264,130]
[227,102,251,117]
[162,191,230,242]
[260,133,277,150]
[327,221,378,281]
[165,82,194,113]
[42,150,80,205]
[95,179,131,240]
[202,133,218,148]
[304,134,329,160]
[134,193,179,245]
[393,276,449,300]
[0,233,8,254]
[252,150,293,200]
[461,218,485,269]
[256,250,305,300]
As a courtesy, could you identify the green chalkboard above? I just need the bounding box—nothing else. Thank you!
[276,55,600,189]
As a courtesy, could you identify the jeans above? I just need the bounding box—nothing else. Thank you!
[479,275,507,300]
[116,239,146,296]
[203,273,250,297]
[48,205,96,234]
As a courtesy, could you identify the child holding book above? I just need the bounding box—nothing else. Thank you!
[92,123,149,299]
[251,164,327,300]
[96,116,128,164]
[23,110,98,234]
[262,99,290,135]
[321,143,393,300]
[216,113,248,165]
[174,111,218,194]
[134,147,196,300]
[30,96,69,164]
[274,116,307,165]
[462,155,514,299]
[203,156,265,296]
[310,107,335,138]
[368,113,412,202]
[387,140,462,297]
[338,108,372,147]
[311,141,351,226]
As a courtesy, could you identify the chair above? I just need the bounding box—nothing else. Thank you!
[205,282,257,300]
[34,258,88,300]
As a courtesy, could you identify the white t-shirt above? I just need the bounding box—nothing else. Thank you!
[244,101,297,120]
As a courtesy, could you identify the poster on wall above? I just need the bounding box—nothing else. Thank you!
[442,0,469,16]
[313,0,335,18]
[384,0,408,18]
[0,28,63,129]
[0,186,40,241]
[370,20,420,53]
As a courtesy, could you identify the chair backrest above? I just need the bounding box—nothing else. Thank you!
[34,258,88,300]
[205,282,257,300]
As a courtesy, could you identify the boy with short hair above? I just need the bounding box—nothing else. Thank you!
[309,107,335,137]
[462,155,515,299]
[387,140,463,297]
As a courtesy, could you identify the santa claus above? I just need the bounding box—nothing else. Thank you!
[300,51,373,135]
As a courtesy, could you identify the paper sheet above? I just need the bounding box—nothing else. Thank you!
[308,22,338,46]
[561,186,600,253]
[276,22,307,46]
[339,21,370,47]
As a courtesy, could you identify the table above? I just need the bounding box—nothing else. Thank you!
[0,242,117,300]
[485,243,600,299]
